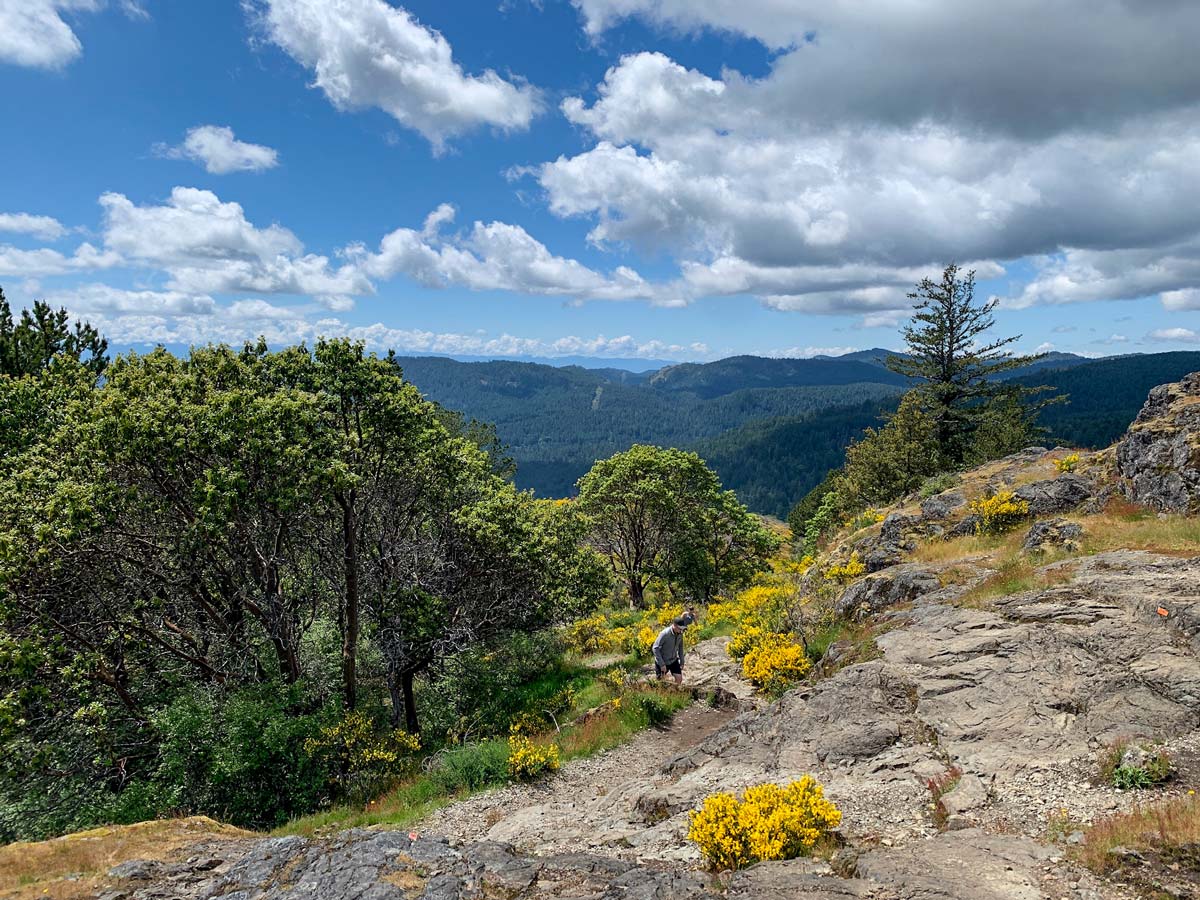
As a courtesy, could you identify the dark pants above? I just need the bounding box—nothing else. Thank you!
[655,660,682,677]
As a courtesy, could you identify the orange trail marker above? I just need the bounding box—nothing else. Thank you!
[1157,607,1170,617]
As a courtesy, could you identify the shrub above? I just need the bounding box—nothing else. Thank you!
[824,552,866,585]
[507,735,560,781]
[726,624,767,660]
[1099,738,1172,790]
[687,777,842,871]
[149,683,331,829]
[637,625,657,655]
[920,472,960,498]
[430,740,511,793]
[1055,453,1080,474]
[741,634,812,692]
[969,490,1029,535]
[636,693,673,727]
[565,615,611,654]
[802,491,841,557]
[303,709,420,804]
[845,509,884,531]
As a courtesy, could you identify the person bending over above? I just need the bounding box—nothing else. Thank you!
[652,617,689,685]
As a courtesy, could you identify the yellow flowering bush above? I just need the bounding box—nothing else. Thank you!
[823,552,866,584]
[726,623,767,660]
[304,710,421,801]
[741,634,812,692]
[1055,453,1080,474]
[969,490,1029,535]
[637,625,658,655]
[565,614,612,654]
[507,734,560,781]
[687,777,842,871]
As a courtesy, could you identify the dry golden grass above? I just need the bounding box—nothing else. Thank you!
[1076,505,1200,557]
[1078,794,1200,874]
[0,817,252,900]
[907,493,1200,610]
[955,556,1077,608]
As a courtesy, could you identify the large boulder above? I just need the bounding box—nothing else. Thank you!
[920,491,965,520]
[1012,473,1092,516]
[1117,371,1200,512]
[835,565,942,620]
[1021,518,1083,553]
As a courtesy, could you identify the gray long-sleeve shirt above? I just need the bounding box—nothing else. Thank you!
[652,625,684,668]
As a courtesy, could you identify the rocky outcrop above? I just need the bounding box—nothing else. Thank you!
[101,832,724,900]
[834,565,942,620]
[1117,371,1200,512]
[1013,473,1093,516]
[920,491,965,521]
[1022,518,1083,553]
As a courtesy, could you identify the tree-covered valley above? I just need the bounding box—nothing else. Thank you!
[394,349,1200,518]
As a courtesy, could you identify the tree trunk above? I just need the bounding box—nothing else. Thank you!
[401,670,419,734]
[339,493,359,711]
[628,578,645,610]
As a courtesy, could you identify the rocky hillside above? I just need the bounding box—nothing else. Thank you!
[11,374,1200,900]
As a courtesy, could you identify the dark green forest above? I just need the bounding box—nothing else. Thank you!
[396,351,1200,518]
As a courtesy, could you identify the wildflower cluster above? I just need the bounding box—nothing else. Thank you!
[563,603,698,657]
[304,710,421,801]
[565,615,610,654]
[507,734,560,781]
[687,778,842,871]
[741,634,812,693]
[844,509,885,531]
[823,552,866,585]
[1055,453,1080,474]
[969,490,1029,535]
[508,686,577,736]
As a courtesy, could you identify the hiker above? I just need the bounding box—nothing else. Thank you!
[679,605,697,627]
[653,617,689,685]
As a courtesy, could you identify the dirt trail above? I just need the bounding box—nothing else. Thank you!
[418,636,752,861]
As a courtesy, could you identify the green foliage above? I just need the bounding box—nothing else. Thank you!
[838,392,944,507]
[150,684,332,829]
[886,264,1058,466]
[0,288,108,378]
[1016,351,1200,449]
[1099,739,1172,791]
[801,490,842,556]
[787,469,841,539]
[1111,765,1154,791]
[577,445,776,606]
[635,693,673,727]
[429,740,512,793]
[920,472,960,498]
[0,340,601,838]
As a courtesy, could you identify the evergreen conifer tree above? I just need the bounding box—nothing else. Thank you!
[886,264,1051,464]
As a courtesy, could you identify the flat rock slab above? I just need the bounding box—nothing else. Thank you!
[730,830,1061,900]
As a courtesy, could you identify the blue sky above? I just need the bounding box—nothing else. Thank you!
[2,0,1200,365]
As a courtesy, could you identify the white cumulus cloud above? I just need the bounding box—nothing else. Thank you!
[247,0,541,149]
[1148,327,1200,344]
[0,212,68,241]
[0,0,101,69]
[157,125,280,175]
[355,205,665,303]
[98,187,370,303]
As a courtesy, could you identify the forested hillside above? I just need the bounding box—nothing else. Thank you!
[396,351,1199,519]
[1017,351,1200,448]
[395,356,906,504]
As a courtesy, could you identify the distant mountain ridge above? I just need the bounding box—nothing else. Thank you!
[394,350,1200,518]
